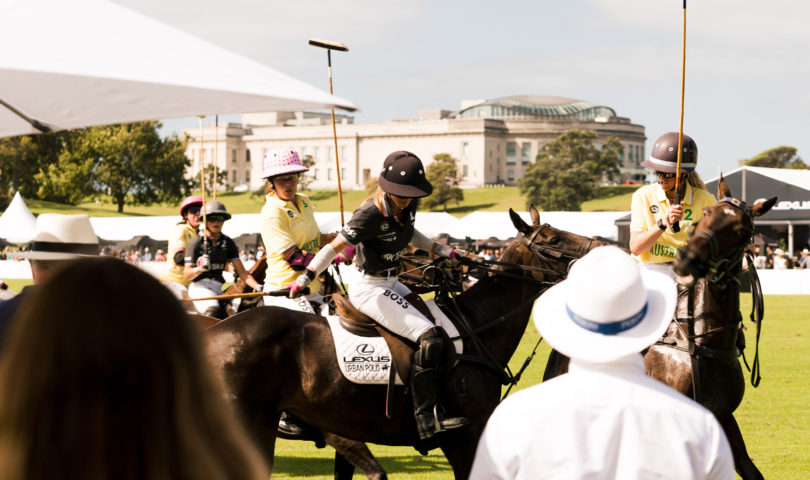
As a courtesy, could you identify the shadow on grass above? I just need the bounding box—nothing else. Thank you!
[273,454,451,477]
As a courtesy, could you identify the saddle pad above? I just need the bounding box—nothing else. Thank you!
[326,315,403,385]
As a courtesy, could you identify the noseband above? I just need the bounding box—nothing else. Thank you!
[689,197,754,288]
[518,223,593,271]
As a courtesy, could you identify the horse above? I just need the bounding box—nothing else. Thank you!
[543,177,776,480]
[204,205,610,479]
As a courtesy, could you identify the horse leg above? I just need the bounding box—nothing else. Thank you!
[718,414,763,480]
[324,433,387,480]
[542,349,570,381]
[441,432,482,480]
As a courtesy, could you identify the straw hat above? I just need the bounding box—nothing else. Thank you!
[15,214,99,260]
[532,246,676,363]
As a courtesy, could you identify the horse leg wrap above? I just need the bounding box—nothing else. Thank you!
[411,328,468,441]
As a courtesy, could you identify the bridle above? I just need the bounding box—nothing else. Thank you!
[687,197,754,288]
[670,196,764,396]
[443,223,600,398]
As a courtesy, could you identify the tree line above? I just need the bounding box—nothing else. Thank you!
[0,122,190,212]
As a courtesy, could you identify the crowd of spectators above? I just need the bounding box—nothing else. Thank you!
[751,245,810,270]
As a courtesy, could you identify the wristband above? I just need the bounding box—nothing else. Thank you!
[657,219,667,231]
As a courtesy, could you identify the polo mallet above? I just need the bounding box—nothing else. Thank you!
[213,114,218,200]
[672,0,687,233]
[198,116,209,255]
[309,38,349,225]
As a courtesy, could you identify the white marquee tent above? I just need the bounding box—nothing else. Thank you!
[0,192,37,243]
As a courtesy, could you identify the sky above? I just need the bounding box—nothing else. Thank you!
[114,0,810,181]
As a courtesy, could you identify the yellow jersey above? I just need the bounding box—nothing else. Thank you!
[160,222,198,284]
[260,193,322,291]
[630,183,716,264]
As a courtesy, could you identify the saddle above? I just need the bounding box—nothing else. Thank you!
[332,292,437,384]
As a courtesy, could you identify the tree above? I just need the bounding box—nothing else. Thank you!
[190,164,229,197]
[0,132,72,206]
[422,153,463,211]
[299,154,316,190]
[37,122,191,212]
[744,146,807,169]
[519,129,623,211]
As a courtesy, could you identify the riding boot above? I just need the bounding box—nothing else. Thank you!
[278,411,306,437]
[411,327,468,441]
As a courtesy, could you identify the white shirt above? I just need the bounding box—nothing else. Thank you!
[470,354,734,480]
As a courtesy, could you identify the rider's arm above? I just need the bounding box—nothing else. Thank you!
[231,258,259,290]
[629,204,683,256]
[302,237,348,279]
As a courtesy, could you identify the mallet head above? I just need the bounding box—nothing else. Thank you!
[308,38,348,52]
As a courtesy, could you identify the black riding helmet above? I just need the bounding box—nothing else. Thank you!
[641,132,698,174]
[378,151,433,198]
[203,200,231,220]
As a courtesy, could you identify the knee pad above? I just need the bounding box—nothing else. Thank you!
[415,327,446,368]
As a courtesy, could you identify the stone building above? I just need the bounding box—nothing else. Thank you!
[184,95,647,191]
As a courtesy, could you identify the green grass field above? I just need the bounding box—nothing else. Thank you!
[271,295,808,479]
[23,185,636,218]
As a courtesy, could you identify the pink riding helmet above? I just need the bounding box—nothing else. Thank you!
[179,195,203,216]
[262,147,309,179]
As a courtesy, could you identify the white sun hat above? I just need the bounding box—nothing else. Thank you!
[15,214,99,260]
[533,246,676,363]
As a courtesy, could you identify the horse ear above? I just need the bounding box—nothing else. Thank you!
[750,196,778,218]
[529,204,540,227]
[717,173,732,200]
[509,208,532,235]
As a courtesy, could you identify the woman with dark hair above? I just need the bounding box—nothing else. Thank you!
[292,150,469,441]
[0,257,269,480]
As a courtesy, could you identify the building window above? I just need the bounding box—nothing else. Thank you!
[231,150,237,163]
[313,169,320,180]
[232,170,237,183]
[340,167,347,180]
[363,168,371,184]
[506,142,516,165]
[327,146,334,162]
[521,142,530,164]
[246,150,251,163]
[340,146,347,161]
[462,142,469,157]
[507,169,515,181]
[245,170,250,183]
[327,168,334,181]
[462,165,469,177]
[314,147,321,160]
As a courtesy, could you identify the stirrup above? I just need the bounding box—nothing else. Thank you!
[433,404,469,433]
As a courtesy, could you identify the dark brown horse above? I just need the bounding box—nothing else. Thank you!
[204,206,609,479]
[544,178,776,480]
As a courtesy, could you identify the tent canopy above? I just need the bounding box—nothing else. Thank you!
[0,191,37,243]
[0,0,355,138]
[704,166,810,223]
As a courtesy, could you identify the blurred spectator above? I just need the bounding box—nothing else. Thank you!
[752,246,767,269]
[142,247,152,262]
[764,246,774,269]
[799,249,809,269]
[155,249,166,262]
[773,248,788,270]
[0,214,98,351]
[0,257,269,480]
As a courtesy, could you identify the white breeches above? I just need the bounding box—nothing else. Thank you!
[638,262,677,281]
[188,278,227,313]
[262,292,325,315]
[348,271,435,342]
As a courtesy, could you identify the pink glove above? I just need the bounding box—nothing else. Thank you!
[335,246,357,265]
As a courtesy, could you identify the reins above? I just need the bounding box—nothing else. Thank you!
[428,226,599,400]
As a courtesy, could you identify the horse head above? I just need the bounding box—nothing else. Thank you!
[506,204,614,281]
[673,175,777,286]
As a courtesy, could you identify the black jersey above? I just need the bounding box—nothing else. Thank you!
[338,197,417,273]
[185,234,240,283]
